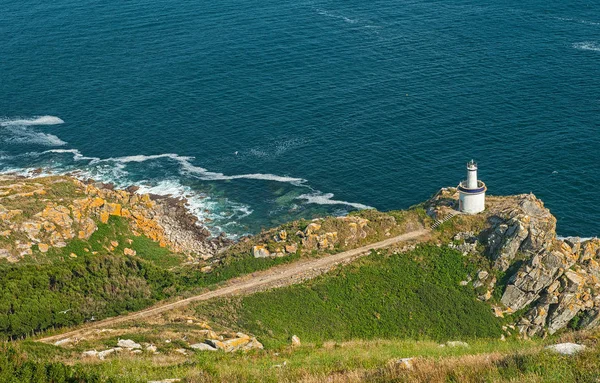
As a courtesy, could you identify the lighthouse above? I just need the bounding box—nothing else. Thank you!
[458,160,486,214]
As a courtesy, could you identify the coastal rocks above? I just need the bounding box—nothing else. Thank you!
[501,235,600,336]
[449,232,479,255]
[428,190,600,337]
[0,175,228,261]
[500,250,568,311]
[78,218,97,239]
[246,214,379,260]
[485,194,556,271]
[253,245,271,258]
[505,238,600,337]
[285,243,298,254]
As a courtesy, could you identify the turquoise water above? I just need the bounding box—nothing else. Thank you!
[1,0,598,237]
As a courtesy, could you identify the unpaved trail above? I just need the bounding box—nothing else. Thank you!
[38,229,430,344]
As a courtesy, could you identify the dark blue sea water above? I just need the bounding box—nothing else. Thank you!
[1,0,599,237]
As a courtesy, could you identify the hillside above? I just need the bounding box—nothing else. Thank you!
[0,175,599,382]
[189,245,503,349]
[0,174,429,341]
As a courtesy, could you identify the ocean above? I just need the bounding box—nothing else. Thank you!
[1,0,598,237]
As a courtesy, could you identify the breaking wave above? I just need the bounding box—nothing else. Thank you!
[103,153,308,186]
[2,127,66,146]
[44,149,99,161]
[0,116,66,146]
[0,116,64,127]
[135,179,252,237]
[573,42,600,52]
[297,192,373,210]
[0,144,372,236]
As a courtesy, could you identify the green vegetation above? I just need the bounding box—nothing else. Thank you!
[3,335,599,382]
[0,217,175,340]
[0,216,302,341]
[193,245,503,348]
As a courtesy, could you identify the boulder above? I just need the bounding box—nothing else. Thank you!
[285,243,298,254]
[277,230,287,241]
[54,338,73,346]
[82,350,98,358]
[242,337,264,351]
[38,243,49,253]
[90,197,105,208]
[305,222,321,235]
[124,248,136,256]
[117,339,142,349]
[98,348,119,360]
[78,218,97,239]
[146,345,158,353]
[21,221,41,241]
[100,211,110,224]
[545,343,586,355]
[40,205,73,229]
[253,245,270,258]
[394,358,414,370]
[190,343,217,351]
[205,339,227,350]
[104,203,122,216]
[223,337,251,351]
[291,335,301,347]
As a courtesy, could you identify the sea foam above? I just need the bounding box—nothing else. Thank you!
[0,116,66,146]
[0,116,64,127]
[573,42,600,52]
[3,127,66,146]
[297,192,373,210]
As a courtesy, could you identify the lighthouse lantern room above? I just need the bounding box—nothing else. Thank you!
[458,160,486,214]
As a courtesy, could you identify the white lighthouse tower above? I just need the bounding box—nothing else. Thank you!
[458,160,486,214]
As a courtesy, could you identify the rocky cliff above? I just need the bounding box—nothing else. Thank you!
[0,174,228,262]
[429,188,600,337]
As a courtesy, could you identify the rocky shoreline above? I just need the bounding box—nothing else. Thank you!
[0,174,231,263]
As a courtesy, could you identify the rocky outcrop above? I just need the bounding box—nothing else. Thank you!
[0,175,229,262]
[250,216,373,259]
[485,194,556,271]
[431,190,600,337]
[490,197,600,336]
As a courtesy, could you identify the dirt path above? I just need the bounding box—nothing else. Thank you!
[38,229,430,344]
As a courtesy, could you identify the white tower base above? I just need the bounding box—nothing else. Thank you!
[459,191,486,214]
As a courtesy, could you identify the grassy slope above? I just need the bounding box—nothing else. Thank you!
[193,245,503,349]
[4,333,600,382]
[0,215,301,340]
